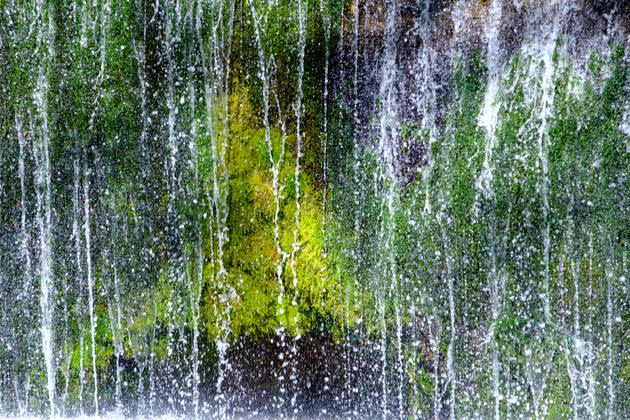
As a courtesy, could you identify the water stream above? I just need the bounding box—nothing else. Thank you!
[0,0,628,418]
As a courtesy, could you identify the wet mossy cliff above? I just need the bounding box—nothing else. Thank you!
[0,0,629,417]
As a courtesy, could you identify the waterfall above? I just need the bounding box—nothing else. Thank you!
[0,0,627,418]
[477,0,502,199]
[606,256,616,419]
[83,165,99,415]
[195,2,235,413]
[72,156,85,415]
[111,265,124,413]
[248,0,293,414]
[163,2,185,407]
[16,115,32,299]
[375,1,407,418]
[31,0,55,414]
[477,2,503,418]
[320,0,331,221]
[287,0,308,412]
[186,1,202,416]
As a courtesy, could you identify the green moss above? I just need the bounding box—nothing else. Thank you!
[198,80,343,339]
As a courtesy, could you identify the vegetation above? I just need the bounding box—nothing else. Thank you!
[0,0,627,417]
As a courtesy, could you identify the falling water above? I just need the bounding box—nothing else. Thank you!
[83,166,99,415]
[477,2,503,418]
[196,2,235,413]
[163,3,185,406]
[248,1,291,413]
[606,256,615,419]
[111,265,124,413]
[16,112,33,416]
[72,155,86,415]
[16,114,32,296]
[320,0,330,219]
[32,0,55,414]
[375,0,401,417]
[477,0,502,199]
[186,2,202,416]
[288,0,307,412]
[0,0,627,418]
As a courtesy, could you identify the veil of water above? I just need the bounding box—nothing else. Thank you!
[0,0,628,418]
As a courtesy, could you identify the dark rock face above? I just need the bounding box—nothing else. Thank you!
[399,137,429,187]
[105,331,409,417]
[222,332,390,418]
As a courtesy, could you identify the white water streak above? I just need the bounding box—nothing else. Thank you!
[83,168,99,415]
[33,0,55,414]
